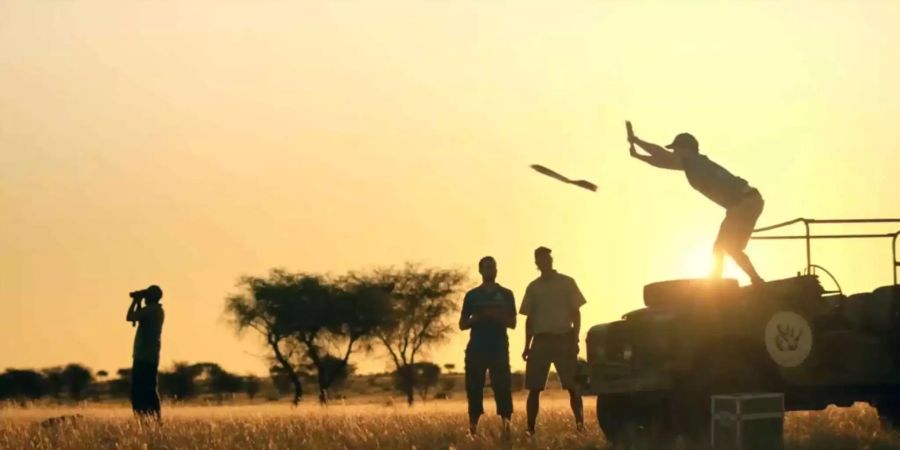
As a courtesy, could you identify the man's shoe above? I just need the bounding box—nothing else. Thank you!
[500,418,512,440]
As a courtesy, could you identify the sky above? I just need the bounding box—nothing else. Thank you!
[2,0,899,377]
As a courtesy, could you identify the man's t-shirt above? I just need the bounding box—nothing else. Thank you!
[681,153,751,209]
[461,284,516,353]
[133,303,165,364]
[519,271,585,335]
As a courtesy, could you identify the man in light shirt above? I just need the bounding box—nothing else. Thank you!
[520,246,586,435]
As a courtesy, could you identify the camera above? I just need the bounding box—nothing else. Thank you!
[130,285,163,302]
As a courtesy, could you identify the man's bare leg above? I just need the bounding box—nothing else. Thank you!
[468,416,478,435]
[710,248,726,279]
[568,389,585,431]
[527,390,540,435]
[730,250,764,285]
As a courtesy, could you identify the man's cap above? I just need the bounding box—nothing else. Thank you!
[534,246,552,257]
[665,132,699,151]
[145,285,163,300]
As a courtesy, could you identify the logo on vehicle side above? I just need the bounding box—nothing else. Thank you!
[765,311,813,367]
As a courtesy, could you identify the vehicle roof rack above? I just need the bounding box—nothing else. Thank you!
[751,218,900,285]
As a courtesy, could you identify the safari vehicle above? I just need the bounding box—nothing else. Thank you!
[586,218,900,446]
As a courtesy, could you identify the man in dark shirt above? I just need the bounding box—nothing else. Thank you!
[459,256,516,436]
[628,124,765,284]
[125,284,165,421]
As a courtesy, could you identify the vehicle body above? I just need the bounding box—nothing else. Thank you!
[586,218,900,445]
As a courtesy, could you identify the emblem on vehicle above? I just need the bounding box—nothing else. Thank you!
[764,311,813,367]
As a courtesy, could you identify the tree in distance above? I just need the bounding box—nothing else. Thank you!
[110,368,132,399]
[42,367,64,402]
[159,362,204,401]
[207,365,244,401]
[295,275,390,404]
[226,269,392,405]
[0,369,46,402]
[61,364,94,401]
[269,365,295,398]
[353,264,467,405]
[243,375,261,400]
[226,270,310,405]
[394,362,441,401]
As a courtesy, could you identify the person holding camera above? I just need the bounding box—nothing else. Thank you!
[125,285,165,420]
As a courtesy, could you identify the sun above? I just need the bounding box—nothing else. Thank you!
[677,244,746,283]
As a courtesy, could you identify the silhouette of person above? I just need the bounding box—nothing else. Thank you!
[459,256,516,437]
[125,285,165,421]
[629,125,765,284]
[520,247,585,435]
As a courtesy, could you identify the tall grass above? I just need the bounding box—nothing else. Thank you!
[1,397,899,449]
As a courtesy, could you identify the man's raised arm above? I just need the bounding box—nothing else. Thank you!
[126,297,142,323]
[629,136,683,170]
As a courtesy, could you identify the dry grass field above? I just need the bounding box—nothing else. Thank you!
[2,395,900,450]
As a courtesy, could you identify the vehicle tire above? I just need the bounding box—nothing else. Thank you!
[675,350,777,449]
[878,403,900,429]
[597,394,630,445]
[875,391,900,430]
[598,394,673,449]
[643,278,739,308]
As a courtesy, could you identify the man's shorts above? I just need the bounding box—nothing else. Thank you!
[715,189,764,252]
[525,332,579,391]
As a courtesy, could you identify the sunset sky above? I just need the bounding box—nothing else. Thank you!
[2,1,899,377]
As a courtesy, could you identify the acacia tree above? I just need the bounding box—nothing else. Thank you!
[284,275,391,404]
[244,375,261,400]
[225,270,308,405]
[158,362,203,400]
[207,365,244,401]
[61,364,93,400]
[42,367,64,402]
[226,270,391,405]
[111,368,132,398]
[360,264,466,405]
[393,362,441,401]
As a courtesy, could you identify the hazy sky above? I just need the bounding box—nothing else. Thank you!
[2,1,899,377]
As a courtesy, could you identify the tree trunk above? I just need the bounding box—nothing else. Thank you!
[318,370,329,406]
[290,376,303,406]
[268,334,302,405]
[406,384,415,406]
[405,363,415,406]
[406,356,416,406]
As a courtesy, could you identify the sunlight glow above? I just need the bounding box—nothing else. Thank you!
[677,245,745,284]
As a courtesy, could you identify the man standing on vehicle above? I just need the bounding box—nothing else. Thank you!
[126,284,165,421]
[460,256,516,437]
[628,123,765,284]
[520,246,586,435]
